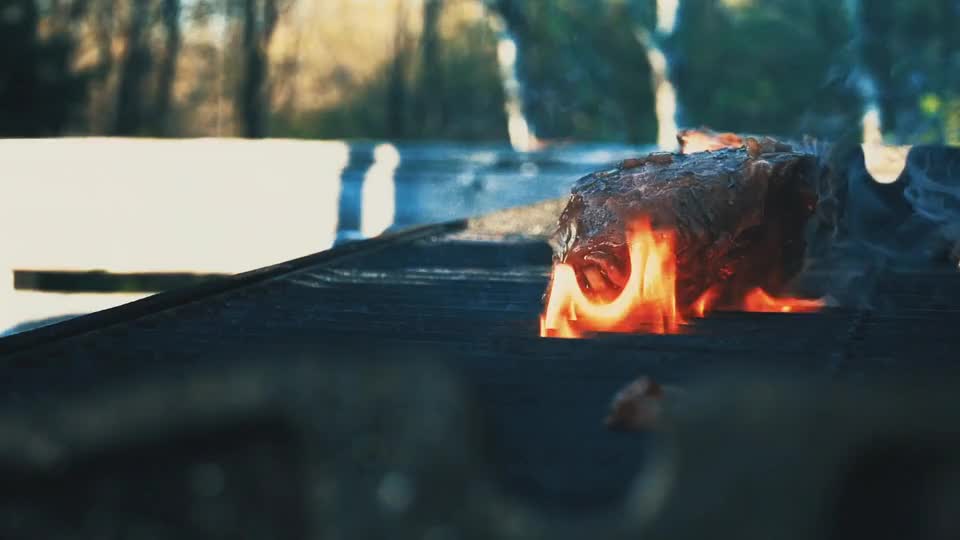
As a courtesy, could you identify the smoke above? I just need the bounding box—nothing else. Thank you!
[903,160,960,224]
[901,150,960,266]
[794,144,960,309]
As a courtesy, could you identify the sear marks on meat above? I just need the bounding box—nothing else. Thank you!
[551,137,819,312]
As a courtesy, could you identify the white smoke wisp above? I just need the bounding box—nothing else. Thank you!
[902,162,960,225]
[796,144,960,309]
[835,153,960,278]
[901,161,960,267]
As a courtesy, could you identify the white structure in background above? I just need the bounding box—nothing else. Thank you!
[843,0,900,185]
[485,7,540,153]
[860,93,884,145]
[861,142,910,184]
[637,0,681,151]
[645,43,679,150]
[361,143,400,238]
[845,0,884,144]
[656,0,679,34]
[496,35,539,152]
[0,138,350,335]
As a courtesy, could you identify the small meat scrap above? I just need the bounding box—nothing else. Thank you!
[605,376,666,432]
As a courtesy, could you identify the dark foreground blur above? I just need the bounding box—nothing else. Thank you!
[1,342,958,540]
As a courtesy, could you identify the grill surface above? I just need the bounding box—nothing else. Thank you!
[1,146,959,509]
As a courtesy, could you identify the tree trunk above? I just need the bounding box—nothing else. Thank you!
[859,0,892,135]
[46,0,88,35]
[85,0,116,133]
[153,0,180,135]
[487,0,540,149]
[0,0,40,136]
[238,0,277,138]
[385,0,409,139]
[491,0,527,36]
[92,0,115,78]
[113,0,151,135]
[414,0,443,137]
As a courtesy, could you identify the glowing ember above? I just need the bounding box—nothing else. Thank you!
[741,288,825,313]
[540,219,826,338]
[540,219,683,338]
[693,286,719,318]
[692,285,825,317]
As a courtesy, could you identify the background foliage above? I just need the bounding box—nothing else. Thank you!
[1,0,958,144]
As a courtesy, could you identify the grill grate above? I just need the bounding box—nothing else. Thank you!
[1,144,959,508]
[2,229,957,505]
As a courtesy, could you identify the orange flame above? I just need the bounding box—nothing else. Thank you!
[540,221,826,338]
[741,288,824,313]
[693,286,719,318]
[540,219,683,338]
[692,286,825,317]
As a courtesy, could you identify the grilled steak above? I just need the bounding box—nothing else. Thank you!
[551,137,820,312]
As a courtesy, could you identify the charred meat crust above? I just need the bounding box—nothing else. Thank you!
[551,140,819,310]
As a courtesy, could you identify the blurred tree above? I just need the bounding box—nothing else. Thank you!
[484,0,540,141]
[0,0,88,136]
[491,0,657,142]
[5,0,960,144]
[113,0,152,135]
[386,0,412,138]
[434,6,508,140]
[92,0,116,81]
[413,0,445,137]
[237,0,279,138]
[673,0,859,140]
[153,0,181,135]
[268,0,507,141]
[861,0,960,143]
[77,0,121,134]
